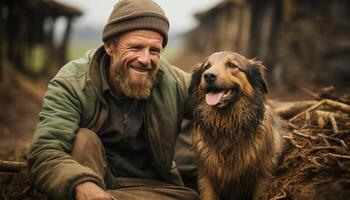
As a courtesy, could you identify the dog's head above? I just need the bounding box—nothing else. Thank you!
[189,51,267,108]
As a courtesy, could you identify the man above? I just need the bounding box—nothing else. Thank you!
[27,0,198,199]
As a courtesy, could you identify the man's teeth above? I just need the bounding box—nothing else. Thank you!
[135,68,146,72]
[131,67,147,72]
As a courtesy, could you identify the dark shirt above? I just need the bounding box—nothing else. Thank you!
[97,55,159,179]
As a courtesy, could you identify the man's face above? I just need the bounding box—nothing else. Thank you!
[105,30,163,99]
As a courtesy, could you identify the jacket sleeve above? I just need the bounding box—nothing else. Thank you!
[159,57,194,119]
[174,67,194,120]
[27,76,105,200]
[182,72,196,120]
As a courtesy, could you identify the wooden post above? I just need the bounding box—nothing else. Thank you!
[57,16,72,64]
[257,2,275,59]
[0,1,4,85]
[239,4,252,56]
[227,5,241,52]
[43,16,56,73]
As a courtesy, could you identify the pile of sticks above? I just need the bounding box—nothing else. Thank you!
[265,88,350,200]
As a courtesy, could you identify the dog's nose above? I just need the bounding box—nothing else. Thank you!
[204,73,217,83]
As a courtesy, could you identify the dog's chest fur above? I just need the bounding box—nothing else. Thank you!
[192,102,280,199]
[193,108,272,177]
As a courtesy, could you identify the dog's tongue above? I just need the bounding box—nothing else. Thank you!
[205,92,224,106]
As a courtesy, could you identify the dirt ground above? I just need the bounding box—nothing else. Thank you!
[0,78,43,161]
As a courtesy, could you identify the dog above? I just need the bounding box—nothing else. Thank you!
[189,51,284,200]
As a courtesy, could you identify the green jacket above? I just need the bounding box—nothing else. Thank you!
[27,47,192,200]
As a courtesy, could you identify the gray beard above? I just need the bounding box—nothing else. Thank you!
[119,74,155,99]
[113,61,157,99]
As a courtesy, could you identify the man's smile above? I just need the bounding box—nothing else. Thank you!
[129,66,151,74]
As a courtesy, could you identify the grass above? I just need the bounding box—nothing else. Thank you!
[25,45,45,73]
[68,40,103,60]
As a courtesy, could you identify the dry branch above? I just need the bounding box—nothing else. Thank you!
[314,110,348,119]
[302,87,320,100]
[328,153,350,159]
[314,110,346,131]
[324,99,350,113]
[268,100,318,119]
[328,115,339,134]
[309,146,341,153]
[292,130,316,140]
[0,160,27,172]
[310,157,325,168]
[319,134,349,150]
[288,99,350,123]
[302,87,350,104]
[289,100,326,122]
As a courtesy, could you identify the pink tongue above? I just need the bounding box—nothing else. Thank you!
[205,92,224,106]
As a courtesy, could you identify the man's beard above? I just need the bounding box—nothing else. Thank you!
[112,59,158,99]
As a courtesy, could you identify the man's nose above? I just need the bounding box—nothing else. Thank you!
[137,49,151,66]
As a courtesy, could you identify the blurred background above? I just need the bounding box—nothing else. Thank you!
[0,0,350,158]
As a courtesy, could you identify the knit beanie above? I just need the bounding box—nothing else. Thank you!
[102,0,169,47]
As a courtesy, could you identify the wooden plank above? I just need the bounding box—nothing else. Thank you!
[0,160,27,173]
[57,16,72,64]
[257,2,275,59]
[239,4,252,55]
[0,2,4,85]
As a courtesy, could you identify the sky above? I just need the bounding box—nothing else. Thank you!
[56,0,218,34]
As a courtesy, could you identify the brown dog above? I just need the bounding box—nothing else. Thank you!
[189,51,284,200]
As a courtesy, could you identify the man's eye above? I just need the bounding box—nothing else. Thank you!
[131,46,141,50]
[151,48,161,54]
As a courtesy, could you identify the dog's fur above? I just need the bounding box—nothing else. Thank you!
[189,51,284,200]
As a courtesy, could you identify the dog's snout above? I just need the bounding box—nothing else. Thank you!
[204,73,217,83]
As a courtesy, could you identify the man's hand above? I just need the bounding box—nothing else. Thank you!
[75,181,113,200]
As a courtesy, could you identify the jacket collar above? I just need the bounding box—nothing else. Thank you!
[87,46,105,100]
[100,54,111,93]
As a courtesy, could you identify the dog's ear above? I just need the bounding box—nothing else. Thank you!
[247,59,268,94]
[188,62,205,95]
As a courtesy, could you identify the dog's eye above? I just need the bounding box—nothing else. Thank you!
[227,62,237,69]
[203,64,210,70]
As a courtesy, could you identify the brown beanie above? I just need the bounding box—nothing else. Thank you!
[102,0,169,47]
